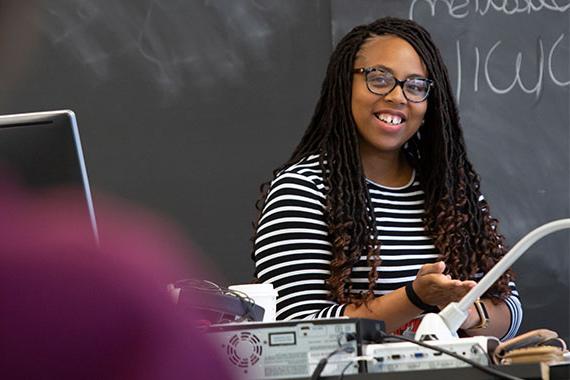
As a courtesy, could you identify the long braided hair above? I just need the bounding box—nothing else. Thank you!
[254,17,512,305]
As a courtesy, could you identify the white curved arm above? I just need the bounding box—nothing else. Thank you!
[417,218,570,340]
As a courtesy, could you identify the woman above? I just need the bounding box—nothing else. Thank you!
[252,17,522,340]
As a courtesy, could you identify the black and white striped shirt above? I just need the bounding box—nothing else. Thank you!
[253,155,522,340]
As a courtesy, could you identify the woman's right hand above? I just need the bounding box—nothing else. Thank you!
[412,261,476,308]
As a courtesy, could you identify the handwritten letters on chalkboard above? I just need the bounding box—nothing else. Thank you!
[409,1,569,102]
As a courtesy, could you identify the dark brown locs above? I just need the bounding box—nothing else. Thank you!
[252,17,512,307]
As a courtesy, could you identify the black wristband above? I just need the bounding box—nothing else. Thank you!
[405,282,439,313]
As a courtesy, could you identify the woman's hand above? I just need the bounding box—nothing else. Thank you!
[412,261,476,308]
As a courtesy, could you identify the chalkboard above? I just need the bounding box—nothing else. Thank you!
[0,0,332,280]
[0,0,568,342]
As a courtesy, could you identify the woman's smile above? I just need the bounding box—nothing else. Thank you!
[373,109,407,132]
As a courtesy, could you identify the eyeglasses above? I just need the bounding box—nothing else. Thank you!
[353,67,433,103]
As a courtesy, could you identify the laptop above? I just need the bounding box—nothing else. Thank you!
[0,110,98,242]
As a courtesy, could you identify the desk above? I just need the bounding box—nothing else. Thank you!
[287,363,570,380]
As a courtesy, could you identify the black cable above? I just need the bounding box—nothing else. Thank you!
[310,333,356,380]
[378,332,525,380]
[339,360,353,380]
[338,356,376,380]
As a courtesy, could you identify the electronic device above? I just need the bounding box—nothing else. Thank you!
[206,318,385,379]
[365,336,492,373]
[173,279,266,323]
[415,219,570,341]
[0,110,98,241]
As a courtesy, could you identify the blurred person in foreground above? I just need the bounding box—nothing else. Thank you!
[0,181,238,380]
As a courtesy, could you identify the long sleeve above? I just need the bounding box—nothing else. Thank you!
[253,159,348,320]
[253,158,524,336]
[501,281,523,340]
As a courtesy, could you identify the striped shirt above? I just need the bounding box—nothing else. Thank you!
[253,155,522,340]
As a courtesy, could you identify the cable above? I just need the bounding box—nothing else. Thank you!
[173,279,262,323]
[338,356,377,380]
[226,288,257,322]
[378,332,525,380]
[310,332,356,380]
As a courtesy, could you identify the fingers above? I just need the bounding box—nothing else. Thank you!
[413,261,480,306]
[417,261,445,276]
[445,280,476,303]
[450,279,476,288]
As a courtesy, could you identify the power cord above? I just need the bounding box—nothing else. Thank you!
[378,331,525,380]
[310,332,357,380]
[338,356,377,380]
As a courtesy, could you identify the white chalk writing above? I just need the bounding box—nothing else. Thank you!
[484,39,544,97]
[548,33,570,86]
[409,0,570,19]
[454,34,568,100]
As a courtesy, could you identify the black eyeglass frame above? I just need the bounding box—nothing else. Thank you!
[353,67,434,103]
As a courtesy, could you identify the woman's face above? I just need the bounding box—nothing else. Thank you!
[351,35,428,159]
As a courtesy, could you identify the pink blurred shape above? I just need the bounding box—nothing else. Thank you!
[0,182,238,380]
